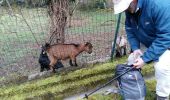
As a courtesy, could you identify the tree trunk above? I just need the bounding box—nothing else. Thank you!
[48,0,69,44]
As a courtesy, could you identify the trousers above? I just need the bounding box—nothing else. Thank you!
[154,50,170,97]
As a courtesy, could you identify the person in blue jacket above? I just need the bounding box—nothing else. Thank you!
[113,0,170,99]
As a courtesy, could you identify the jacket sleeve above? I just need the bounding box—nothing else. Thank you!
[125,12,140,51]
[141,6,170,63]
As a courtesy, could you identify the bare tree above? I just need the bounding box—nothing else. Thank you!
[68,0,79,28]
[48,0,69,44]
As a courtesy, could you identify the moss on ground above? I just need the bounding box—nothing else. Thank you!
[0,56,155,100]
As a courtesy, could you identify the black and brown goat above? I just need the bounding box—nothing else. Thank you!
[39,49,64,72]
[42,42,93,72]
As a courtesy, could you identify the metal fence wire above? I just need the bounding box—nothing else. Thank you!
[0,0,126,79]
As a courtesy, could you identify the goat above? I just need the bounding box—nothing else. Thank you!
[39,49,64,72]
[42,42,93,72]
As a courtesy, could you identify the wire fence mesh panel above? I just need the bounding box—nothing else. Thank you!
[0,0,126,81]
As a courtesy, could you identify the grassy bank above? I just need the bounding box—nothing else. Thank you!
[84,80,156,100]
[0,56,155,100]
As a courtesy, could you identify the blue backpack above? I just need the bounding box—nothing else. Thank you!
[115,64,146,100]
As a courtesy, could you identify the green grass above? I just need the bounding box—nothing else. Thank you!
[83,80,156,100]
[0,7,121,68]
[67,10,119,34]
[0,56,155,100]
[0,8,48,67]
[0,7,152,99]
[0,8,153,100]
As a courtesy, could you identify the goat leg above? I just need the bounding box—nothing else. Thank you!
[49,61,57,73]
[52,67,56,73]
[46,66,50,71]
[49,65,56,73]
[74,59,78,66]
[71,57,78,66]
[40,65,44,72]
[49,64,53,70]
[48,56,57,73]
[69,59,74,66]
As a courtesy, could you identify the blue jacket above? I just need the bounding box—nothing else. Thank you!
[125,0,170,63]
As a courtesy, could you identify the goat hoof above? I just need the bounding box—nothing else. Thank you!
[46,68,50,71]
[40,68,44,72]
[70,64,74,66]
[75,64,78,67]
[69,60,74,66]
[52,69,56,73]
[52,67,56,73]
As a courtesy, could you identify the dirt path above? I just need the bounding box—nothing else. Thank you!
[64,85,117,100]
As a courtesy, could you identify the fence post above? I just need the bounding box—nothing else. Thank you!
[111,13,122,61]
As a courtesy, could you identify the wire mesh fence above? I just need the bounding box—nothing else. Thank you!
[0,0,126,80]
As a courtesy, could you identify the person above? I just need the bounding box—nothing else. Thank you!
[113,0,170,100]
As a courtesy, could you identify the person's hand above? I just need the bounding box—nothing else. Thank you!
[133,49,143,59]
[133,57,145,69]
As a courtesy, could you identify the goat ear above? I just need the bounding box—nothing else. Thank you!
[85,40,92,45]
[85,42,92,47]
[85,42,89,46]
[45,42,50,48]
